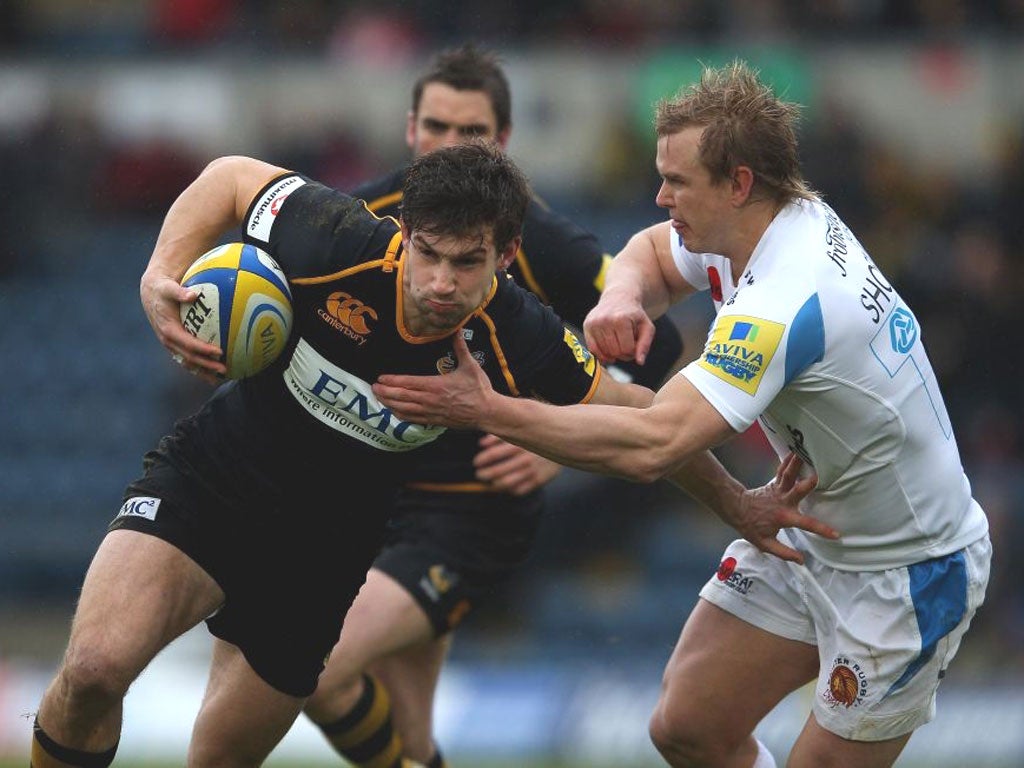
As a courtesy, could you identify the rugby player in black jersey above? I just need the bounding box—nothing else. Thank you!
[298,45,685,768]
[29,142,666,768]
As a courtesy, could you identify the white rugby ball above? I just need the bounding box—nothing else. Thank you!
[179,242,293,379]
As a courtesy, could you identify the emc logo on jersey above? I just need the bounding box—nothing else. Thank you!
[317,291,378,345]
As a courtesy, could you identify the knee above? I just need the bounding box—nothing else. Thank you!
[648,699,718,768]
[56,642,135,708]
[303,673,364,723]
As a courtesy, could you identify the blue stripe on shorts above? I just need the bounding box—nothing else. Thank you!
[885,550,968,697]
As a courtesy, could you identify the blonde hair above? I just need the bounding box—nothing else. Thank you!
[655,60,817,206]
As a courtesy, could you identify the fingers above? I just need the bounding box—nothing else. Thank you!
[633,319,656,366]
[789,512,839,540]
[759,537,805,565]
[473,436,522,469]
[775,452,800,489]
[453,331,474,364]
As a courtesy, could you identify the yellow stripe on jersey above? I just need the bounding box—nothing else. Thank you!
[475,309,520,396]
[513,246,550,304]
[363,190,402,214]
[593,253,613,292]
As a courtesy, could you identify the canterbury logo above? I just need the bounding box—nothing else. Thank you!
[318,291,378,344]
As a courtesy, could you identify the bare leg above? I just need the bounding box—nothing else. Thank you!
[786,715,911,768]
[187,639,306,768]
[304,568,437,764]
[369,634,452,762]
[649,599,819,768]
[34,531,224,761]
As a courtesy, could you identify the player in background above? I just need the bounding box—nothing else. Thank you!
[299,44,685,768]
[30,143,668,768]
[373,62,992,768]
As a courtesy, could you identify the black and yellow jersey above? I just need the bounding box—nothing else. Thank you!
[350,167,683,490]
[160,173,602,501]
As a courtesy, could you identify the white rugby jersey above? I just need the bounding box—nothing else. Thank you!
[672,199,988,570]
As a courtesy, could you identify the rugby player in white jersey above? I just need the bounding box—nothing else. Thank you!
[373,61,992,768]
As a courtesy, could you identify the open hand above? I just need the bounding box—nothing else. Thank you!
[374,333,495,428]
[731,453,837,564]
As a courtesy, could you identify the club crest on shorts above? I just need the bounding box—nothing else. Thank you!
[823,655,868,708]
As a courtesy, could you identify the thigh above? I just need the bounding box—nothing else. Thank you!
[657,598,819,743]
[188,639,305,768]
[788,715,911,768]
[321,568,437,688]
[67,529,223,679]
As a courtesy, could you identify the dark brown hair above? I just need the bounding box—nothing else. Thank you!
[411,43,512,133]
[401,141,529,253]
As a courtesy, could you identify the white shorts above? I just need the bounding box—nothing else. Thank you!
[698,533,991,741]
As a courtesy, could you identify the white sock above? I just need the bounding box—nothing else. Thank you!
[752,738,777,768]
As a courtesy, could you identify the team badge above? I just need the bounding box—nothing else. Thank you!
[697,314,784,395]
[822,656,868,708]
[437,348,486,374]
[419,564,460,602]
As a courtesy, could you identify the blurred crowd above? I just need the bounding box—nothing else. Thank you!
[1,0,1023,57]
[1,1,1022,681]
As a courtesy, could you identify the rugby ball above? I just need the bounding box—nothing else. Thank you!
[179,242,293,379]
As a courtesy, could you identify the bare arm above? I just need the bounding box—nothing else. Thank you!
[584,221,695,365]
[374,336,837,561]
[375,333,716,482]
[139,155,289,378]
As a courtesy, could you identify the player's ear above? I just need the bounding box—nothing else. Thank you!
[731,165,755,205]
[495,126,511,150]
[405,110,417,150]
[496,235,521,271]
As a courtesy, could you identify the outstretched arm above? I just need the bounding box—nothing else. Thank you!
[139,155,288,380]
[375,333,731,481]
[375,335,836,561]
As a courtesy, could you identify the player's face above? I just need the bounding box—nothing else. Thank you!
[654,126,738,256]
[400,224,518,336]
[407,83,509,156]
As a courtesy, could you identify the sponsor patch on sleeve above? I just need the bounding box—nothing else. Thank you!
[563,327,597,377]
[246,175,307,244]
[697,314,784,395]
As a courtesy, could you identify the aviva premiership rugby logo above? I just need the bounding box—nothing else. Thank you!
[698,315,784,395]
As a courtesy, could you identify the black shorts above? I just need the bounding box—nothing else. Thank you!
[372,487,543,636]
[110,445,390,698]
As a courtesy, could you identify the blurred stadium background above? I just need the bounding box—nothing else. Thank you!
[1,1,1023,766]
